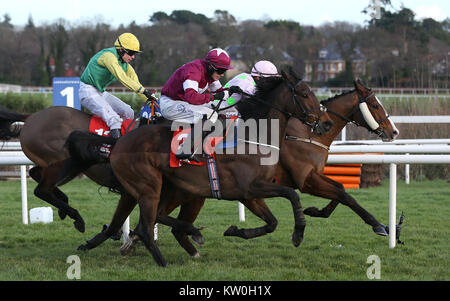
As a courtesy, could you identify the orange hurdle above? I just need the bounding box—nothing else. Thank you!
[324,152,384,189]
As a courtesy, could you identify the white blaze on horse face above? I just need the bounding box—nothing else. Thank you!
[375,95,400,138]
[359,102,379,131]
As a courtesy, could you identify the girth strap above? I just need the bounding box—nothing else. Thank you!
[206,155,221,199]
[285,135,330,150]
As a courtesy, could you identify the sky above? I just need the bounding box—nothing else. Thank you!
[2,0,449,28]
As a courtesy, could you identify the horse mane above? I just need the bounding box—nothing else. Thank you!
[236,76,285,120]
[320,89,355,105]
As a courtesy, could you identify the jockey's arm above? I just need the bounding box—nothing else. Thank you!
[98,52,147,101]
[182,79,213,105]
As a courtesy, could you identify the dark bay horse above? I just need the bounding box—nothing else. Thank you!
[0,106,138,232]
[64,69,334,266]
[117,79,400,257]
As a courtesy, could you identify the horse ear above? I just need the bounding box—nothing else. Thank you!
[353,77,362,89]
[281,67,295,84]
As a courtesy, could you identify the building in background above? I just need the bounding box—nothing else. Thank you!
[304,42,366,84]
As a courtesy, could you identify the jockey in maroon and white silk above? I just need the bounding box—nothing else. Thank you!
[159,48,233,124]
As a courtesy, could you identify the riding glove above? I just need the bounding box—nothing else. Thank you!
[228,85,244,95]
[143,89,157,101]
[213,91,225,101]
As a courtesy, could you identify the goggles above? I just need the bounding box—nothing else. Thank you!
[213,67,227,75]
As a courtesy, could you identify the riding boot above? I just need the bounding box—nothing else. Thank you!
[175,125,216,163]
[175,125,201,162]
[110,128,121,139]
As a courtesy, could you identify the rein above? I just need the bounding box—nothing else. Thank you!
[225,79,325,131]
[288,89,390,148]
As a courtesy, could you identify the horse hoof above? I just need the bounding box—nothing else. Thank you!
[373,225,388,236]
[120,245,135,256]
[120,235,140,256]
[192,234,204,246]
[193,252,201,258]
[303,207,319,216]
[58,209,67,220]
[224,225,238,236]
[74,219,85,233]
[77,244,89,251]
[291,233,303,247]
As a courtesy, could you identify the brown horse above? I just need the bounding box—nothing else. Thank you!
[64,69,334,266]
[0,105,141,233]
[223,79,399,239]
[118,79,400,257]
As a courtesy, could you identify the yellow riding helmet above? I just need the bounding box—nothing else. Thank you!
[114,33,142,53]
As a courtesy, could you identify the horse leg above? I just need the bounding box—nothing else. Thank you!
[304,200,339,218]
[138,198,167,267]
[166,198,206,258]
[224,198,278,239]
[157,214,204,245]
[302,171,387,236]
[120,196,207,258]
[78,192,137,251]
[33,164,86,232]
[247,180,305,247]
[29,166,70,220]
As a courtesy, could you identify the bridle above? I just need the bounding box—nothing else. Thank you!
[219,78,326,131]
[285,80,327,132]
[323,89,389,137]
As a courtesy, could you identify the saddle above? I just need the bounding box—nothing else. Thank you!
[169,115,239,199]
[169,115,239,167]
[88,116,136,137]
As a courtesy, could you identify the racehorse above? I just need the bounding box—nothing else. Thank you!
[0,105,142,233]
[62,68,334,266]
[117,78,400,257]
[224,78,400,239]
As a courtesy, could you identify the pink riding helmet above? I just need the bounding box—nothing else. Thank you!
[251,60,279,77]
[204,48,234,70]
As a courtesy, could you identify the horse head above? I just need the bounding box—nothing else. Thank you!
[352,78,399,142]
[281,67,333,135]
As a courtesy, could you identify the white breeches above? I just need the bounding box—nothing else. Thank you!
[79,82,134,129]
[159,94,216,124]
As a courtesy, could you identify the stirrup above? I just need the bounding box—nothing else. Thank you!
[176,153,200,163]
[110,129,121,139]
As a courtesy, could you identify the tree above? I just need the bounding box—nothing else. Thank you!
[0,13,13,29]
[169,10,210,26]
[149,12,172,26]
[264,20,303,41]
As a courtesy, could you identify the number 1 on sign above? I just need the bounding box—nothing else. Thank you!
[60,86,74,108]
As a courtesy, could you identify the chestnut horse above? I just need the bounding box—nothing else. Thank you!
[117,79,400,257]
[63,69,333,266]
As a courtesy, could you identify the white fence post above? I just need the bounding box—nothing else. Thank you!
[20,165,28,224]
[389,163,397,249]
[238,202,245,222]
[405,153,410,184]
[122,216,130,243]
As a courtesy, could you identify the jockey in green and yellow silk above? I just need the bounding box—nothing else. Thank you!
[79,33,153,139]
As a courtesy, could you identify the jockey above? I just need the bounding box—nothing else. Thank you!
[79,33,153,139]
[160,48,239,161]
[217,60,280,114]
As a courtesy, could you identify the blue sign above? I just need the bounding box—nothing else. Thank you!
[53,77,81,110]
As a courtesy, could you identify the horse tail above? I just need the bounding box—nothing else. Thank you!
[57,130,117,185]
[0,107,29,140]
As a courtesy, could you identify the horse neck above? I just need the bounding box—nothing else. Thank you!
[266,106,289,149]
[314,91,359,147]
